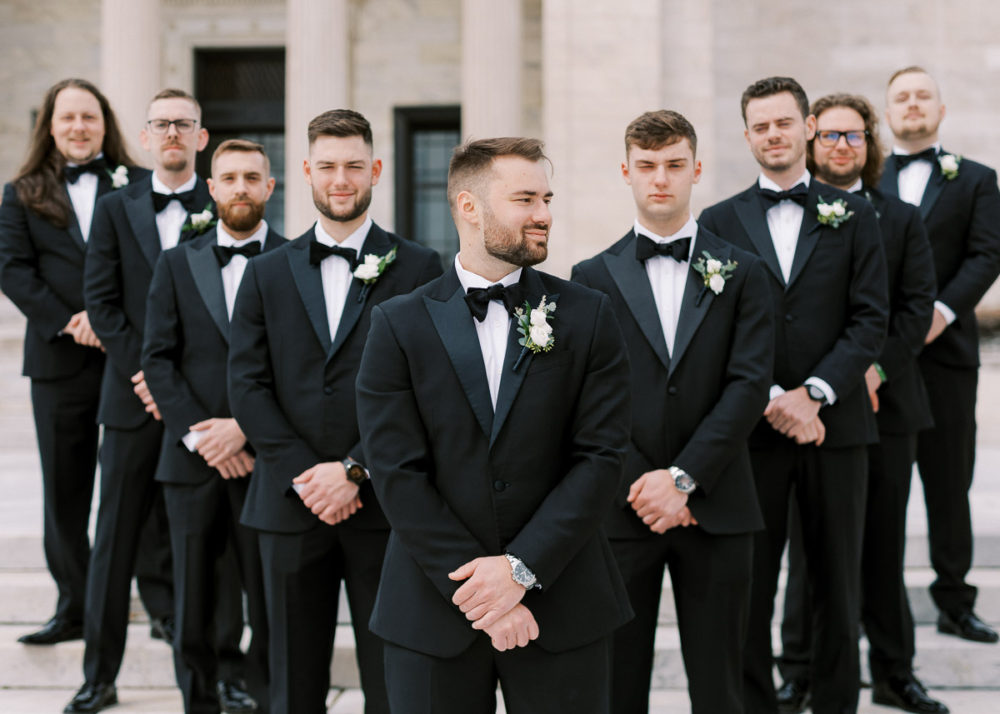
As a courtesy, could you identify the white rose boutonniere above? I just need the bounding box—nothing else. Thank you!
[512,295,556,372]
[692,250,737,305]
[353,244,397,302]
[181,204,217,235]
[938,153,961,180]
[109,165,129,189]
[816,197,854,229]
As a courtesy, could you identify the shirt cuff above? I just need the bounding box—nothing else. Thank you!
[769,384,786,400]
[181,430,203,452]
[934,300,956,325]
[805,376,837,405]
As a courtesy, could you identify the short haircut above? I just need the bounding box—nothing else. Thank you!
[888,65,931,87]
[307,109,372,148]
[740,76,810,124]
[624,110,698,158]
[148,88,202,119]
[211,138,270,175]
[446,137,548,208]
[807,93,884,188]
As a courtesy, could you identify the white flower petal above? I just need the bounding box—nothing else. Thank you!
[709,273,726,294]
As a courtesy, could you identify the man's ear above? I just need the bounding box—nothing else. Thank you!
[455,189,480,228]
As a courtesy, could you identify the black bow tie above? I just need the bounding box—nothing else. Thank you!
[464,283,520,323]
[893,148,937,171]
[213,242,262,267]
[64,157,107,184]
[635,234,691,263]
[758,183,809,208]
[309,240,357,267]
[153,188,199,213]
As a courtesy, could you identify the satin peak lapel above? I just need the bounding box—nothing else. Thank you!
[123,186,161,269]
[424,283,493,440]
[734,191,784,286]
[919,161,947,221]
[602,238,669,369]
[329,226,392,361]
[669,262,713,379]
[786,190,823,290]
[880,162,900,199]
[286,240,333,354]
[185,240,230,342]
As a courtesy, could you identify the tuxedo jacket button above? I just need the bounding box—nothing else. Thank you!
[667,386,678,396]
[493,480,507,492]
[785,314,794,322]
[323,386,334,395]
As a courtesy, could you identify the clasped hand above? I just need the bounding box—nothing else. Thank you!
[628,469,697,534]
[292,461,361,526]
[131,370,161,421]
[764,386,825,445]
[449,555,538,651]
[189,417,254,479]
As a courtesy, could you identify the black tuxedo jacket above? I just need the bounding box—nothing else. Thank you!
[699,180,888,449]
[84,174,214,429]
[229,224,442,534]
[0,169,147,379]
[879,152,1000,369]
[572,228,771,537]
[141,227,286,485]
[862,186,937,435]
[356,267,633,658]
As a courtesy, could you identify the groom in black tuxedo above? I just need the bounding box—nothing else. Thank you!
[0,79,142,647]
[699,77,888,714]
[572,111,773,714]
[356,137,632,714]
[228,110,441,714]
[879,66,1000,645]
[73,89,242,714]
[143,139,284,714]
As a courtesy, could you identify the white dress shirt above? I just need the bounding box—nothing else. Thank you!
[759,171,836,405]
[893,142,955,324]
[315,216,372,343]
[635,215,697,355]
[65,168,99,241]
[152,173,198,252]
[454,254,522,410]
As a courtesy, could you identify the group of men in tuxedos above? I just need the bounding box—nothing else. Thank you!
[2,65,999,714]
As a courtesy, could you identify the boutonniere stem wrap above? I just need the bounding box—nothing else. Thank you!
[939,153,961,180]
[181,204,216,235]
[816,197,854,229]
[353,244,397,302]
[512,295,556,372]
[692,251,737,306]
[109,165,129,189]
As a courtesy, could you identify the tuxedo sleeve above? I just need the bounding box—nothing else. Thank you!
[0,183,75,339]
[504,294,631,588]
[228,260,321,492]
[356,305,488,602]
[141,252,213,445]
[936,167,1000,315]
[84,195,144,378]
[808,201,888,398]
[879,209,936,380]
[672,259,773,493]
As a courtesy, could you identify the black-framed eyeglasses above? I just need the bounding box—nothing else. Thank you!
[146,118,199,135]
[816,130,868,148]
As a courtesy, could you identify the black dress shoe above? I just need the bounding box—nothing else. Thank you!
[937,609,999,643]
[149,616,175,643]
[17,617,83,645]
[776,677,810,714]
[217,679,258,714]
[63,682,117,713]
[873,673,949,713]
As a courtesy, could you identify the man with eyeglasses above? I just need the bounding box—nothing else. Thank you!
[699,77,888,714]
[880,66,1000,650]
[69,89,246,714]
[775,93,947,714]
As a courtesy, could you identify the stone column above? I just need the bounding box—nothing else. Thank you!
[461,0,522,139]
[285,0,350,233]
[100,0,161,163]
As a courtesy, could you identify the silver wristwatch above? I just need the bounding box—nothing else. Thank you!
[504,553,538,589]
[669,465,697,494]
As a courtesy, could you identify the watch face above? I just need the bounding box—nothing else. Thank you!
[346,464,366,484]
[807,385,825,402]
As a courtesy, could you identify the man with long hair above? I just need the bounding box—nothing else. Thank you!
[0,78,160,647]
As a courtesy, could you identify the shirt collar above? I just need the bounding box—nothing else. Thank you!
[634,214,698,243]
[846,178,863,193]
[217,220,268,248]
[453,253,522,291]
[151,172,198,196]
[892,141,941,156]
[313,216,372,254]
[65,151,104,168]
[758,170,811,193]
